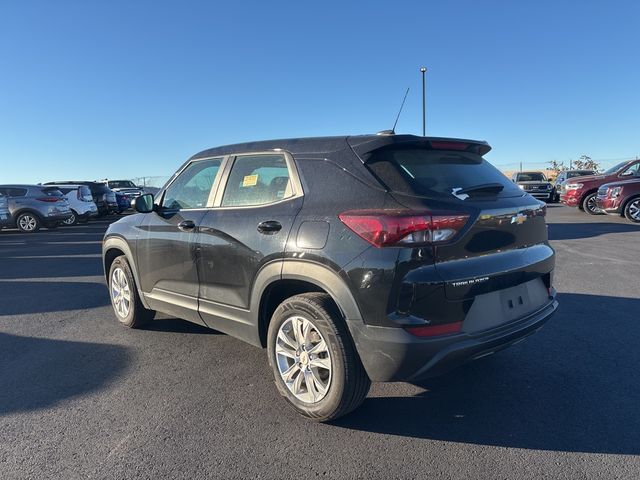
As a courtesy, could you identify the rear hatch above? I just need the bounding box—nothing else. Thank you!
[357,140,553,303]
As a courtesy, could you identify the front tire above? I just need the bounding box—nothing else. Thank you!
[267,293,370,422]
[582,193,602,215]
[108,255,155,328]
[16,212,41,232]
[624,197,640,223]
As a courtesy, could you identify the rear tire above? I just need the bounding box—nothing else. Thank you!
[267,293,371,422]
[62,210,78,226]
[16,212,41,233]
[582,193,601,215]
[108,255,155,328]
[624,197,640,223]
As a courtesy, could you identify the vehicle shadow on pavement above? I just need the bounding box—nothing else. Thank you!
[143,317,221,335]
[0,281,110,315]
[548,221,640,240]
[0,257,105,279]
[334,293,640,455]
[0,332,132,415]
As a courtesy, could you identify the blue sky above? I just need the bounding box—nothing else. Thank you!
[1,0,639,183]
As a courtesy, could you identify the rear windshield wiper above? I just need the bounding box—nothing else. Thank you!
[455,183,504,196]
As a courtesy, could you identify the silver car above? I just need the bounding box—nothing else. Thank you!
[0,185,72,232]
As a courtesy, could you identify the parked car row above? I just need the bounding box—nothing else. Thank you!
[0,179,147,232]
[559,158,640,222]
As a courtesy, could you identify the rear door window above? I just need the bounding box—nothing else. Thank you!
[365,147,523,199]
[220,154,293,207]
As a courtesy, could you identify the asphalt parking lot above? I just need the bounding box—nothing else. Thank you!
[1,206,639,479]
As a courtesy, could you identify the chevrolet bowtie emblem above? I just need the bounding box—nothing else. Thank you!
[511,213,527,225]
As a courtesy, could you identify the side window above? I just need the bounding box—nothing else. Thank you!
[4,188,27,197]
[162,158,222,210]
[625,163,640,176]
[221,154,293,207]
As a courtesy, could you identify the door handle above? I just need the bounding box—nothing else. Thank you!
[178,220,196,231]
[257,220,282,234]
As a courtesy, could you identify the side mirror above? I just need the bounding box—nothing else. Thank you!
[133,193,155,213]
[620,170,633,177]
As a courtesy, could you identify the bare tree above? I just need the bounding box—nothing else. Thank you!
[548,159,566,173]
[573,155,600,171]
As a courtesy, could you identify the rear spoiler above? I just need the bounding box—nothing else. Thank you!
[347,135,492,161]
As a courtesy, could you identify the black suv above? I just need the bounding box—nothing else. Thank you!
[102,134,557,421]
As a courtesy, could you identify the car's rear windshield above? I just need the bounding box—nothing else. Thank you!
[365,147,523,199]
[516,172,546,182]
[41,187,64,197]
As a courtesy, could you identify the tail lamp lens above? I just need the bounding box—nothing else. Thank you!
[37,197,61,203]
[339,210,469,248]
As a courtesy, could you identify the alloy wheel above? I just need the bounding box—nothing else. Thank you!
[629,200,640,221]
[63,213,76,225]
[110,267,131,318]
[586,195,599,213]
[275,315,332,404]
[18,215,37,231]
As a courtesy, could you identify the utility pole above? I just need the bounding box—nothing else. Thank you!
[420,67,427,136]
[519,161,522,172]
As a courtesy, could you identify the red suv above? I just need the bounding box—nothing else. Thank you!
[595,178,640,223]
[560,159,640,214]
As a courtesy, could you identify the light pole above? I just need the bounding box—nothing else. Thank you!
[420,67,427,136]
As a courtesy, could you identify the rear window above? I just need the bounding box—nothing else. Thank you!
[41,187,64,197]
[516,172,546,182]
[365,148,522,199]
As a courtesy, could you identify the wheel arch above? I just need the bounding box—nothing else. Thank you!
[103,236,151,309]
[252,260,364,347]
[13,208,45,224]
[622,194,640,218]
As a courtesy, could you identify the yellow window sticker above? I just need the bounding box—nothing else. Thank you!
[242,174,258,187]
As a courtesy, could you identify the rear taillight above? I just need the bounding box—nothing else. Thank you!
[339,210,469,247]
[36,197,61,203]
[405,322,462,337]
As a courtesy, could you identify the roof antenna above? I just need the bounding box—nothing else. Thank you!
[378,87,410,136]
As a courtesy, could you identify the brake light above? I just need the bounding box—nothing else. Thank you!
[429,141,470,151]
[405,322,462,337]
[36,197,61,203]
[339,210,469,247]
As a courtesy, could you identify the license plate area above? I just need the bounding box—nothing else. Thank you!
[463,278,549,333]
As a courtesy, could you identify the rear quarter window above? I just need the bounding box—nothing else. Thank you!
[365,148,523,199]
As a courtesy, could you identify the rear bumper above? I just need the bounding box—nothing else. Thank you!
[349,295,558,382]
